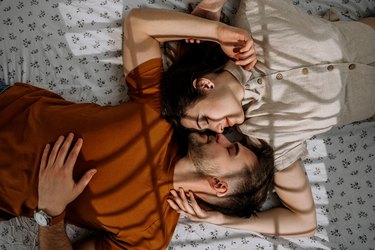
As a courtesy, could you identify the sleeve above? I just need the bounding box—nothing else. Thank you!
[273,141,308,172]
[95,235,125,250]
[125,58,164,113]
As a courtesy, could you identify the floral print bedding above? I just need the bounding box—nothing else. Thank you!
[1,0,374,249]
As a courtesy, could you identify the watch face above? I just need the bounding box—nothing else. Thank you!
[34,211,50,226]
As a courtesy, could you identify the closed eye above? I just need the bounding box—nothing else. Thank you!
[227,143,239,157]
[197,115,209,130]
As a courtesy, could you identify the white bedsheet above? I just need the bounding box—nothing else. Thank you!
[1,0,374,249]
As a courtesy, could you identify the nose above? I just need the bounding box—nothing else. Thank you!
[210,118,229,133]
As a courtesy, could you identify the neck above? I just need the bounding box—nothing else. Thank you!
[172,157,211,194]
[214,71,244,101]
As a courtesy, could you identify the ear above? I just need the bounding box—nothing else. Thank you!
[192,78,215,90]
[208,177,228,197]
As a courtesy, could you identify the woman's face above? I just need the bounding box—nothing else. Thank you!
[180,74,245,132]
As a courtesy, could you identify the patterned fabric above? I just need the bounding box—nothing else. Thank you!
[0,0,374,249]
[225,0,375,171]
[0,82,10,94]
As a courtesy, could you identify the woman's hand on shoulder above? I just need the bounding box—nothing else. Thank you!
[216,23,257,71]
[167,188,226,225]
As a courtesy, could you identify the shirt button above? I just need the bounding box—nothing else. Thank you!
[276,73,283,80]
[348,64,356,70]
[302,68,309,75]
[327,65,334,71]
[257,78,262,84]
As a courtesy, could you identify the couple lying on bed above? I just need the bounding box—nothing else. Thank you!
[1,0,374,249]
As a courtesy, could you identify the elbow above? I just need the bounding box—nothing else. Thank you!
[306,214,317,237]
[125,9,140,29]
[299,209,317,237]
[124,8,145,34]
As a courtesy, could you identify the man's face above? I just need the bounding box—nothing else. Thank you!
[188,132,258,178]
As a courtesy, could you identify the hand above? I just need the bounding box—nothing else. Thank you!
[167,188,226,225]
[38,133,97,216]
[216,23,257,71]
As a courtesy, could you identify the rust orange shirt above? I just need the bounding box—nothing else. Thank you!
[0,58,180,249]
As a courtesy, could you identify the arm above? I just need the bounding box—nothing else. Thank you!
[37,133,97,249]
[168,161,317,237]
[222,161,317,236]
[123,8,255,74]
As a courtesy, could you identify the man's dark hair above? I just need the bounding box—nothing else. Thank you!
[160,41,229,129]
[197,136,275,218]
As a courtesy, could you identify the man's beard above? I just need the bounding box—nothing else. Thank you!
[187,133,217,176]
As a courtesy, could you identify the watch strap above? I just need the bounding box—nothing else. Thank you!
[50,210,66,226]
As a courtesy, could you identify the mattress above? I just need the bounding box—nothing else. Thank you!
[0,0,374,249]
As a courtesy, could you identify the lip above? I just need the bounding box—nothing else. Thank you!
[216,133,230,144]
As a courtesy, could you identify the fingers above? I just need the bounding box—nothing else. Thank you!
[243,57,258,71]
[167,199,182,212]
[178,188,197,215]
[185,39,201,43]
[168,189,204,217]
[186,190,205,218]
[39,144,50,173]
[47,135,65,167]
[44,133,83,169]
[235,55,257,71]
[235,45,255,59]
[167,189,209,223]
[169,189,187,212]
[233,44,257,71]
[239,39,254,54]
[55,133,75,167]
[65,137,83,173]
[74,169,97,198]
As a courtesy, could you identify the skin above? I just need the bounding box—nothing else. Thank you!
[170,0,318,238]
[38,8,258,249]
[173,133,258,203]
[181,4,375,134]
[180,71,245,133]
[38,130,259,249]
[38,134,96,250]
[169,0,375,238]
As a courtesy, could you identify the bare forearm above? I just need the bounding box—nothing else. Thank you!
[39,221,73,250]
[126,8,221,43]
[123,7,254,73]
[223,162,317,237]
[124,8,222,73]
[222,206,317,237]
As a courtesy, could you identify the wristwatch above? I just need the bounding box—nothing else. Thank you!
[33,209,65,227]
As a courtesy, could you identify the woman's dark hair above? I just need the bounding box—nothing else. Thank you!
[160,41,230,129]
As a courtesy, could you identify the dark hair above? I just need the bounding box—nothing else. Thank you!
[160,41,229,129]
[198,137,275,218]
